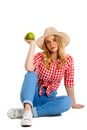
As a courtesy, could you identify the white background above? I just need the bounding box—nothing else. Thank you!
[0,0,87,129]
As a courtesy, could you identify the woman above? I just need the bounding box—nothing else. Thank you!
[7,27,84,127]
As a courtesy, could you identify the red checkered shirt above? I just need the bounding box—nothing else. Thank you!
[34,52,74,96]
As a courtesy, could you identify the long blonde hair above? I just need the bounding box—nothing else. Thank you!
[42,35,67,69]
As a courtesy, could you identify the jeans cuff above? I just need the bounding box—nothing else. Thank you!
[32,107,38,117]
[23,100,33,107]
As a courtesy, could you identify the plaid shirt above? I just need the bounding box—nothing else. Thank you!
[34,52,74,96]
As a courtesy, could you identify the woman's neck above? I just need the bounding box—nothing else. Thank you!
[51,52,58,62]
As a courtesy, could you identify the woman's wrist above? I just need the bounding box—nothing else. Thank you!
[30,41,36,49]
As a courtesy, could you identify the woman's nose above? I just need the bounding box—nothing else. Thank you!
[50,42,54,46]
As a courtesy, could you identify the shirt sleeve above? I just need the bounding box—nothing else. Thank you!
[33,52,42,70]
[64,55,75,87]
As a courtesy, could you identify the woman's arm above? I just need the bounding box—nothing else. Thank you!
[24,39,36,71]
[65,86,84,108]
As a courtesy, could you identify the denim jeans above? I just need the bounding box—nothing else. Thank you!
[20,72,72,117]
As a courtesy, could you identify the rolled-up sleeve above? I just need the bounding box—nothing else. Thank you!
[64,55,75,87]
[33,52,42,73]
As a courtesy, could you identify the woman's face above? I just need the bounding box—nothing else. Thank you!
[45,35,58,53]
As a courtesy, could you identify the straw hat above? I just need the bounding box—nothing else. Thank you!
[36,27,70,50]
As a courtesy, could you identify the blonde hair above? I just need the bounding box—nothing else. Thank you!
[42,35,67,69]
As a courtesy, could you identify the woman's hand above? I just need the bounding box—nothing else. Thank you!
[24,37,35,44]
[72,103,84,109]
[65,87,85,109]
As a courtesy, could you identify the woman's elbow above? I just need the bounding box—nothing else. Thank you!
[25,65,35,72]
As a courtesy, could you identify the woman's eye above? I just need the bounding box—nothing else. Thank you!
[53,39,56,41]
[46,41,50,44]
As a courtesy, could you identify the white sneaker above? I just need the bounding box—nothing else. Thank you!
[7,108,24,119]
[21,111,32,127]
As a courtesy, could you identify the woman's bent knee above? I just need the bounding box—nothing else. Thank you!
[25,71,38,79]
[65,96,72,110]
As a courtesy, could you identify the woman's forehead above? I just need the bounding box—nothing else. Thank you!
[45,35,55,41]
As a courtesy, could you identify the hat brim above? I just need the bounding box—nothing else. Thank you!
[36,32,70,50]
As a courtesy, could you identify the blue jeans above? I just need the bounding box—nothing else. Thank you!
[20,72,72,117]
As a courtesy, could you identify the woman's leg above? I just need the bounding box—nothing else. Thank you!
[20,71,38,107]
[20,71,39,127]
[7,72,41,119]
[33,93,72,117]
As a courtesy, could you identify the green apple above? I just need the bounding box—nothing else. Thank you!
[25,32,35,40]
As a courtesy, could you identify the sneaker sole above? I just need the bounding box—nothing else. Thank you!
[21,124,32,127]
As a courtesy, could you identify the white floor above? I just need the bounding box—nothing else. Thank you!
[1,106,87,130]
